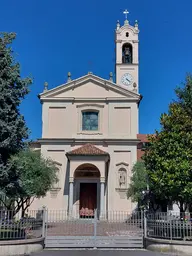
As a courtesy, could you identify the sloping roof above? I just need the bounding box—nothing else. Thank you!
[137,134,151,161]
[66,143,109,156]
[29,141,41,149]
[137,134,149,142]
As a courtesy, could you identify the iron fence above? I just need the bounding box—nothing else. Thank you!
[46,210,143,237]
[0,209,44,240]
[146,212,192,241]
[3,208,192,245]
[45,210,144,248]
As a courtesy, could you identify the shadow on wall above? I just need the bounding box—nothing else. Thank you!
[63,160,70,196]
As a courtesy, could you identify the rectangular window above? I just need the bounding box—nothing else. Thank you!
[82,111,99,131]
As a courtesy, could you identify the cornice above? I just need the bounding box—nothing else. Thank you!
[116,25,137,34]
[66,154,109,162]
[40,97,140,103]
[115,39,122,43]
[76,103,104,108]
[116,63,139,66]
[116,162,129,167]
[52,160,62,166]
[37,138,140,145]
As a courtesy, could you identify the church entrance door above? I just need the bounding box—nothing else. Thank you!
[79,183,97,217]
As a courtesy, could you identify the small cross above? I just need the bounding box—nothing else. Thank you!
[123,9,129,20]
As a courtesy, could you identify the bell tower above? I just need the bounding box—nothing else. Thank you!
[115,10,139,92]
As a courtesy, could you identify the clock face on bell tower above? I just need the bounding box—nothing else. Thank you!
[115,11,139,92]
[121,73,133,86]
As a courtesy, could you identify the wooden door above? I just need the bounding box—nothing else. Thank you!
[79,183,97,217]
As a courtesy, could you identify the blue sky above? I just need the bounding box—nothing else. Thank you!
[1,0,192,139]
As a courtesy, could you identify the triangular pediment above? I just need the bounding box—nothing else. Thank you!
[39,74,141,101]
[66,143,108,156]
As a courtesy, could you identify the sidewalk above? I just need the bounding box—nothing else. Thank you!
[32,249,169,256]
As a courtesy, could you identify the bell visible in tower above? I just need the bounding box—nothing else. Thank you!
[122,43,132,64]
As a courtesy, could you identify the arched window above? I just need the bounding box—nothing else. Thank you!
[82,111,99,131]
[122,43,132,64]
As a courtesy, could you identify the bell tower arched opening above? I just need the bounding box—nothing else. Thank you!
[122,43,132,64]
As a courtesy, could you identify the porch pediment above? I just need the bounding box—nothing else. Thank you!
[66,143,109,157]
[67,144,108,179]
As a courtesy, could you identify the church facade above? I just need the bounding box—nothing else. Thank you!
[31,15,142,217]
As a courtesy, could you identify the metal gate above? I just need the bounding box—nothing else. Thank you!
[45,210,144,248]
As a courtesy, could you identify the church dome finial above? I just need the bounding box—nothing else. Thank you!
[134,20,139,30]
[109,72,113,82]
[116,20,120,30]
[44,82,48,92]
[67,72,72,82]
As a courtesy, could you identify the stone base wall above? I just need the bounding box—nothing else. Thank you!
[0,238,44,256]
[146,237,192,255]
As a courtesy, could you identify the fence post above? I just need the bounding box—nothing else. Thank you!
[169,215,172,241]
[183,216,185,240]
[42,206,47,238]
[144,210,147,238]
[93,209,97,249]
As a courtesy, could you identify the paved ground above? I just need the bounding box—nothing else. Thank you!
[47,221,142,236]
[32,250,170,256]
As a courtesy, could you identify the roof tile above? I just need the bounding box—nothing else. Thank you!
[137,134,149,142]
[67,143,108,156]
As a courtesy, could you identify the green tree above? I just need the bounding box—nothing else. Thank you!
[127,161,148,209]
[143,75,192,213]
[2,149,58,217]
[0,32,32,199]
[127,161,165,211]
[175,74,192,118]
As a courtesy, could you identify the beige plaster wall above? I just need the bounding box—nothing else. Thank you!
[30,143,137,213]
[110,107,131,135]
[30,144,70,211]
[42,100,138,139]
[54,81,127,98]
[107,144,137,212]
[48,107,67,138]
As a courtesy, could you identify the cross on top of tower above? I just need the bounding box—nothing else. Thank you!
[123,9,129,20]
[123,9,129,25]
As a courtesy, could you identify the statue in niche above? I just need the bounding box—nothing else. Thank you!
[118,168,127,188]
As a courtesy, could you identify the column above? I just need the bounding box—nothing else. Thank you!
[69,177,74,217]
[100,178,105,219]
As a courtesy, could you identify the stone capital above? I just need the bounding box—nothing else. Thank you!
[100,177,105,183]
[69,177,74,183]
